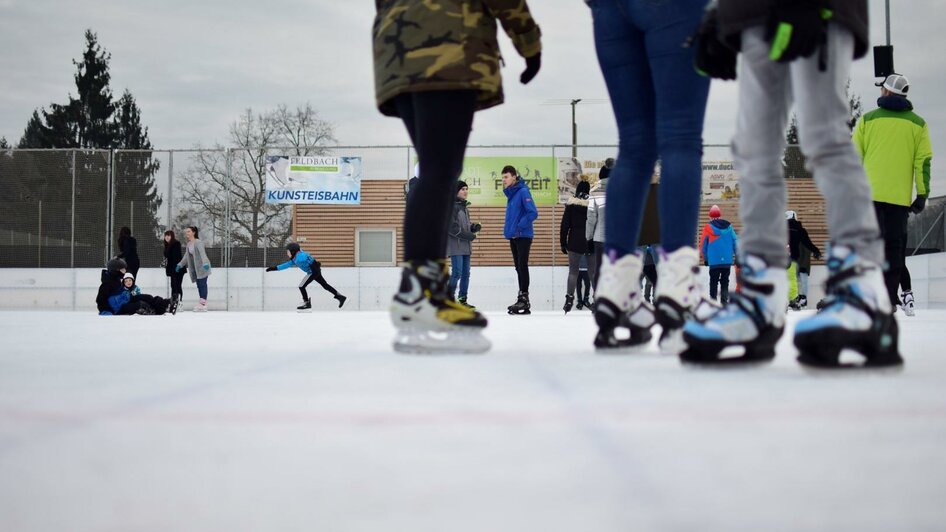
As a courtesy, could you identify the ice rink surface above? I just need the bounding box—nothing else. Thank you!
[1,308,945,532]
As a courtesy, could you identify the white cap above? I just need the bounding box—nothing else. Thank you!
[785,210,797,220]
[876,73,910,96]
[122,272,135,281]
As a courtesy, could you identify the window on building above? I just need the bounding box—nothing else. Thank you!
[356,228,396,266]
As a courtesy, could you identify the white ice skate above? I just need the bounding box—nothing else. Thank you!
[655,246,702,355]
[681,255,787,365]
[901,290,915,317]
[390,260,490,354]
[593,252,652,351]
[794,245,902,369]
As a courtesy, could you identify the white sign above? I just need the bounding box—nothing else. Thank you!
[265,155,362,204]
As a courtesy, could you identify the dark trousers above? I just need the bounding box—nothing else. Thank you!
[593,241,605,290]
[874,202,909,306]
[169,271,185,300]
[509,238,533,293]
[119,294,169,315]
[577,271,591,302]
[299,262,339,301]
[393,90,477,261]
[642,263,657,302]
[709,265,732,303]
[900,236,912,292]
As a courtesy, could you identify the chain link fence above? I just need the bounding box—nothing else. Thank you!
[2,144,937,271]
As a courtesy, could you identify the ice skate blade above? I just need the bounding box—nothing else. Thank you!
[680,349,776,367]
[393,329,491,355]
[296,309,312,313]
[797,353,904,373]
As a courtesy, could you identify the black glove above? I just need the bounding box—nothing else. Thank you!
[520,53,541,84]
[265,266,277,272]
[911,195,927,214]
[470,223,482,233]
[691,7,737,80]
[561,245,568,255]
[587,240,596,254]
[765,0,830,64]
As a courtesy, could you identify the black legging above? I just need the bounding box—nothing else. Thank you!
[510,237,532,293]
[169,271,185,300]
[299,263,339,301]
[394,90,477,260]
[874,202,909,306]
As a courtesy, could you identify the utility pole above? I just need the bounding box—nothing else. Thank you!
[570,99,582,158]
[885,0,891,45]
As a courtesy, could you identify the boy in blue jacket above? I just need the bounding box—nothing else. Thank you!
[700,205,738,304]
[266,242,346,311]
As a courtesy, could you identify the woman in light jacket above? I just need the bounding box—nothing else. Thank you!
[175,226,212,311]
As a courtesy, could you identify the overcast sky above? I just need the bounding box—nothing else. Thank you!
[1,0,944,190]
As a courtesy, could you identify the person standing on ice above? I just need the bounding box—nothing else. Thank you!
[163,230,185,305]
[176,226,212,312]
[700,205,738,304]
[684,0,900,368]
[373,0,541,353]
[853,72,933,316]
[785,210,821,310]
[503,165,539,315]
[446,181,480,308]
[116,226,139,279]
[585,0,710,352]
[560,179,592,314]
[266,242,346,311]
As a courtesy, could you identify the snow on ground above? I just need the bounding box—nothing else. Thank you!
[1,309,945,532]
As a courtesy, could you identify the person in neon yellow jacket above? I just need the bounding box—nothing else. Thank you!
[852,73,933,309]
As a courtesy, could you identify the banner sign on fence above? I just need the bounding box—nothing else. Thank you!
[458,156,558,206]
[265,155,362,204]
[701,161,740,201]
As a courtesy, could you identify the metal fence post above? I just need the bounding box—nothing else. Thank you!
[37,200,42,267]
[71,150,77,309]
[225,148,232,310]
[167,150,174,298]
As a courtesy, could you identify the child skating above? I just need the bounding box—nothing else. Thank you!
[266,243,346,311]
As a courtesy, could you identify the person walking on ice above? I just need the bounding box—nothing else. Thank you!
[266,242,346,311]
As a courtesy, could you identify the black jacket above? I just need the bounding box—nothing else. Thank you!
[788,219,820,263]
[164,240,183,276]
[96,270,125,313]
[560,195,590,254]
[118,236,140,272]
[718,0,869,60]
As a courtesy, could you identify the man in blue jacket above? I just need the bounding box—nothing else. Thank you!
[502,165,539,314]
[266,242,346,311]
[700,205,738,304]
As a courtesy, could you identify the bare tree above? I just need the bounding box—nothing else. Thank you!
[174,104,336,251]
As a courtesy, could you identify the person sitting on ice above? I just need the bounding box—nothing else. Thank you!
[96,259,177,315]
[122,272,141,297]
[265,242,347,311]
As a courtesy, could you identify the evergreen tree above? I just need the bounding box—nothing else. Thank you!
[0,137,9,149]
[7,30,162,266]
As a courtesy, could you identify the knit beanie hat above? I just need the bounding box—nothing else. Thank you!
[457,180,468,192]
[709,205,721,219]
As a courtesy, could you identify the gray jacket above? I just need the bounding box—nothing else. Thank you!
[178,238,212,282]
[446,199,476,257]
[717,0,869,60]
[585,179,607,243]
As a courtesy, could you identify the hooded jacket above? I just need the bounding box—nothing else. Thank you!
[96,269,130,315]
[560,194,589,254]
[700,218,738,267]
[717,0,869,60]
[373,0,542,117]
[277,249,318,275]
[853,95,933,207]
[787,218,820,263]
[585,179,608,243]
[503,179,538,239]
[447,198,476,257]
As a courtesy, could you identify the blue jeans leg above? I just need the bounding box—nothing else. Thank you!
[591,0,709,254]
[196,277,208,300]
[450,255,471,299]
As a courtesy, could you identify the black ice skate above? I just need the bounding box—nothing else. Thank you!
[334,294,347,308]
[508,291,531,315]
[297,299,312,312]
[563,294,574,314]
[794,246,902,370]
[167,294,180,315]
[390,259,490,354]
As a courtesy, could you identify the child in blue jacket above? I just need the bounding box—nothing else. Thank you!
[266,242,346,310]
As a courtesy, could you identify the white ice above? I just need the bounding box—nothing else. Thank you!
[1,309,945,532]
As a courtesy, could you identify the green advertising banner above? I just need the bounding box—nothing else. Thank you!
[458,156,558,206]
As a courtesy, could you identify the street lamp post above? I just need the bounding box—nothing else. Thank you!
[570,98,582,158]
